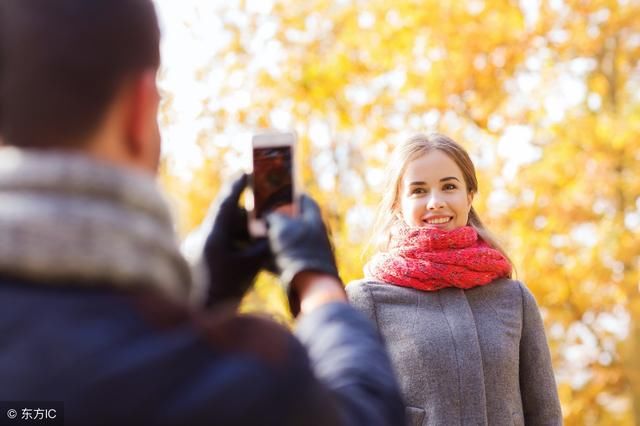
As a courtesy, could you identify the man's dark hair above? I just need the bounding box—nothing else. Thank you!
[0,0,160,148]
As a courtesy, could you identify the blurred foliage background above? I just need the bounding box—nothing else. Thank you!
[156,0,640,424]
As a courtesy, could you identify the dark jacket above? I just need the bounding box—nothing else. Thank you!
[0,277,404,426]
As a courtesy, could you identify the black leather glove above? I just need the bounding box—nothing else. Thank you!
[265,195,340,312]
[203,174,270,306]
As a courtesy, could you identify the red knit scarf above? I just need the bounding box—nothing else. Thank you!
[365,226,511,291]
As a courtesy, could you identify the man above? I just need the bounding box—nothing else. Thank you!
[0,1,404,425]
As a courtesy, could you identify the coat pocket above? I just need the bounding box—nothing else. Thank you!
[405,406,426,426]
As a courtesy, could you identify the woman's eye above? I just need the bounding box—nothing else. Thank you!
[411,188,426,195]
[443,184,457,191]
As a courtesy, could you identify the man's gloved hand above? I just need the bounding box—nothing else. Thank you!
[203,174,270,306]
[265,195,340,314]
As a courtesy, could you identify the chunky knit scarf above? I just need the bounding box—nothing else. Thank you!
[0,147,206,306]
[365,226,511,291]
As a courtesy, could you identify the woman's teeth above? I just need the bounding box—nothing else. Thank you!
[425,217,450,224]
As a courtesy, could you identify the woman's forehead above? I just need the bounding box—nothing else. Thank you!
[402,150,464,182]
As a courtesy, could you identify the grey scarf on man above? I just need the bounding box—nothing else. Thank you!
[0,147,206,306]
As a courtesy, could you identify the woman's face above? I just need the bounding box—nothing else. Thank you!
[398,150,474,231]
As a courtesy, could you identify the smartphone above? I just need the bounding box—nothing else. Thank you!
[247,131,298,237]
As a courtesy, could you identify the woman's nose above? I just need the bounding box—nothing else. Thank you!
[427,193,444,210]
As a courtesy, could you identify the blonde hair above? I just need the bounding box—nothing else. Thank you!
[369,133,513,275]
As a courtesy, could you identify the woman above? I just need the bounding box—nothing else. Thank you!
[347,133,562,426]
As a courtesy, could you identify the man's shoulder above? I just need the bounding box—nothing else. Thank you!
[193,309,307,369]
[118,287,311,372]
[0,279,318,420]
[0,277,309,375]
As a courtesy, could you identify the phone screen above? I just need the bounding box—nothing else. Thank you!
[252,146,293,219]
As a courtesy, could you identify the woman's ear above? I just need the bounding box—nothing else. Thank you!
[467,191,475,209]
[393,204,403,221]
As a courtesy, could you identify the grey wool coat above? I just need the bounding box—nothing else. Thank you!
[346,278,563,426]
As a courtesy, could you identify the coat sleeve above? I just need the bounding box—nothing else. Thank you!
[518,283,563,425]
[295,302,405,426]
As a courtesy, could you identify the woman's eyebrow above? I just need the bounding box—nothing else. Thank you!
[407,177,460,186]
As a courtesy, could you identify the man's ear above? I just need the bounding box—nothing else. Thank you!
[124,69,160,166]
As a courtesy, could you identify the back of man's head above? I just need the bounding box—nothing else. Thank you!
[0,0,160,149]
